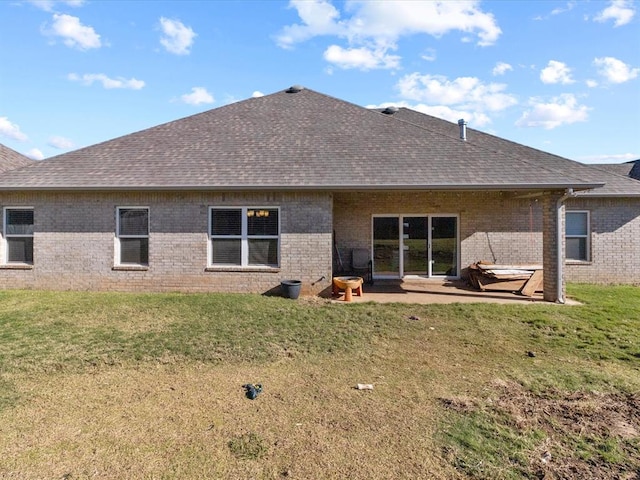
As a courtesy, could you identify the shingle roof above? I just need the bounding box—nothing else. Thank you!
[0,144,33,174]
[389,108,640,197]
[592,163,635,177]
[0,87,606,192]
[592,160,640,182]
[632,161,640,181]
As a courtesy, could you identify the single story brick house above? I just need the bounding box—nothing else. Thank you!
[1,86,638,302]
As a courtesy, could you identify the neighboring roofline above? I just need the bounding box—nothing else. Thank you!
[0,182,604,192]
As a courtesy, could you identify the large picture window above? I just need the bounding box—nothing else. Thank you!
[210,207,279,267]
[116,207,149,266]
[3,208,34,264]
[566,211,590,262]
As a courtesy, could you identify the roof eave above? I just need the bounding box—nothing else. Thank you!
[0,182,605,192]
[575,192,640,198]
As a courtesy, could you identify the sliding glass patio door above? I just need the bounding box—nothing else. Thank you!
[372,216,400,277]
[403,216,429,275]
[372,215,458,279]
[431,216,458,276]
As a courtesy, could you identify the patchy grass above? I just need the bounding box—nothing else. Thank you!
[439,380,639,479]
[0,284,638,479]
[228,432,269,460]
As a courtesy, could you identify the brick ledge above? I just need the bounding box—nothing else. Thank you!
[0,264,34,270]
[205,267,280,273]
[112,265,149,271]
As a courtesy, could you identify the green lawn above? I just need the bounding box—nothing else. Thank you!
[0,285,638,479]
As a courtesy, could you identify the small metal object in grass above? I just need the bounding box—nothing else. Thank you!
[242,383,263,399]
[356,383,374,390]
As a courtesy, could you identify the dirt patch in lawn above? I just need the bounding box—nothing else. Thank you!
[442,379,640,479]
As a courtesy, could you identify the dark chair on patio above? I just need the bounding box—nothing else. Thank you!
[351,248,373,285]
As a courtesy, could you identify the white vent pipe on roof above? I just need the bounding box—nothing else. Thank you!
[458,119,467,141]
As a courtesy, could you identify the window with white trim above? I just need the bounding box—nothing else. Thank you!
[3,208,34,264]
[209,207,279,267]
[116,207,149,266]
[566,211,590,262]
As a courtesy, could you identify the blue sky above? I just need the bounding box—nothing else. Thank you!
[1,0,638,164]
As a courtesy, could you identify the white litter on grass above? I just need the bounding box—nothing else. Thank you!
[356,384,374,390]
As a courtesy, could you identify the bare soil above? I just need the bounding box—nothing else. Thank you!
[443,379,640,479]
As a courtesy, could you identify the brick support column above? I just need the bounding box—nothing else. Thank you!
[542,193,565,302]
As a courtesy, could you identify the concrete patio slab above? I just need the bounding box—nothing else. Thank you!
[327,279,580,305]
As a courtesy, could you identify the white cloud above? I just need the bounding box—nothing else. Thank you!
[534,1,576,20]
[540,60,574,84]
[593,56,639,83]
[68,73,145,90]
[0,117,28,142]
[551,1,576,16]
[276,0,343,48]
[275,0,501,70]
[408,104,492,127]
[516,94,589,129]
[578,152,640,164]
[367,101,492,127]
[323,44,400,70]
[396,73,517,113]
[47,135,74,149]
[492,62,512,76]
[585,79,599,88]
[43,13,101,50]
[252,91,265,98]
[421,48,436,62]
[180,87,214,105]
[159,17,196,55]
[26,148,45,161]
[357,0,503,46]
[27,0,85,11]
[594,0,635,27]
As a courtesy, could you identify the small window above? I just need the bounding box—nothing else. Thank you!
[566,211,590,262]
[210,207,279,267]
[3,208,34,264]
[116,207,149,265]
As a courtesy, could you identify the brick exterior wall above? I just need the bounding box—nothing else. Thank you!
[333,190,546,272]
[565,196,640,284]
[2,190,637,295]
[541,193,564,302]
[0,191,333,294]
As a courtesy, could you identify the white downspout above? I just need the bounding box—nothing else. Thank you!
[556,188,576,303]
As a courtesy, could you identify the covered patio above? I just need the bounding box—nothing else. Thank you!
[331,189,592,304]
